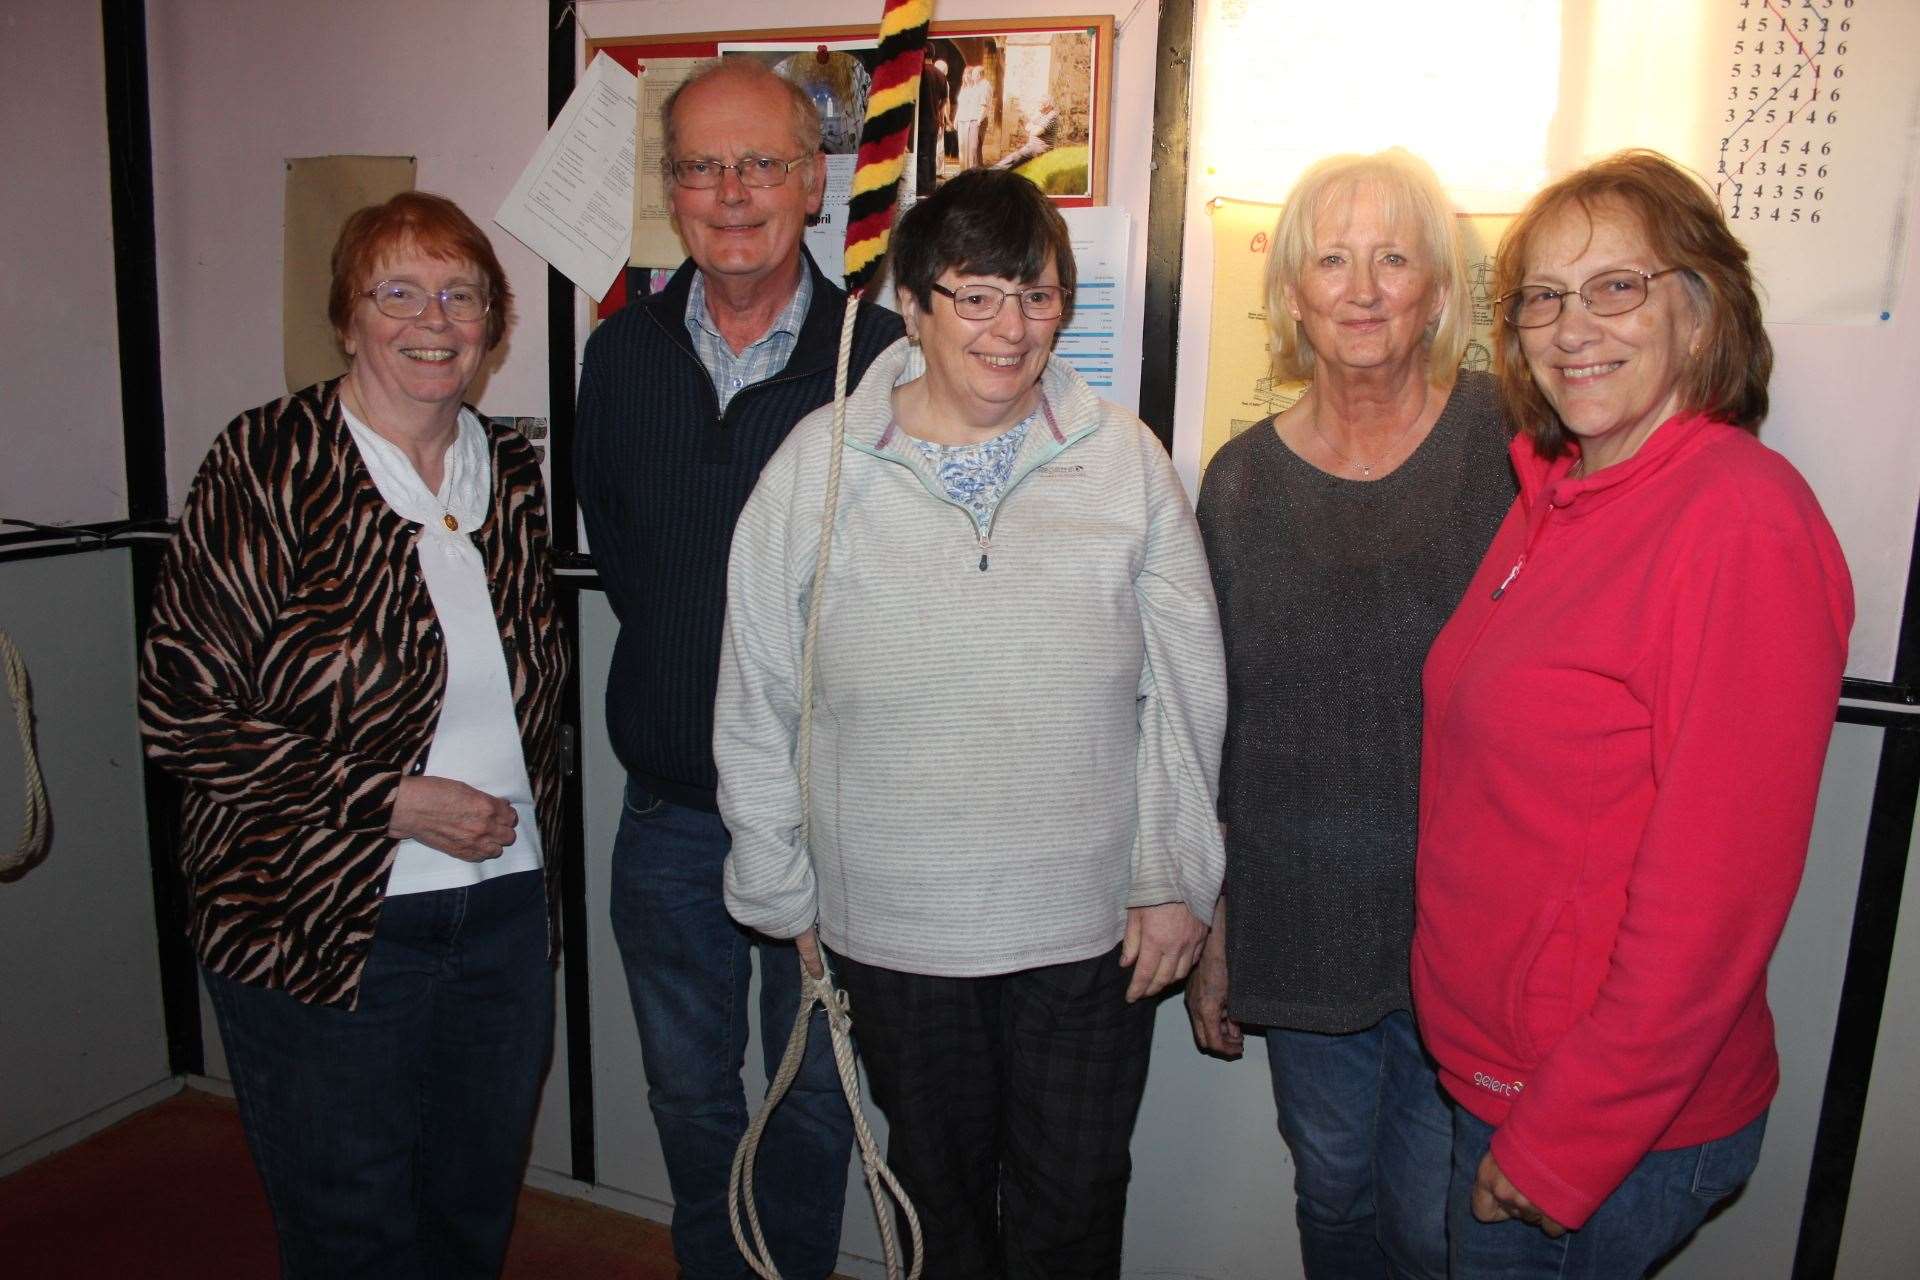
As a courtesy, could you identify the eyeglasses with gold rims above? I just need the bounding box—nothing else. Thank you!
[929,282,1073,322]
[360,280,492,323]
[665,154,814,189]
[1499,267,1687,329]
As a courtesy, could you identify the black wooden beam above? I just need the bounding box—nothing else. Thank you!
[1794,488,1920,1277]
[1136,0,1194,451]
[101,0,202,1079]
[547,0,596,1189]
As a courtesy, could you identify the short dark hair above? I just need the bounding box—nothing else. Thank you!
[1494,149,1770,457]
[328,191,512,350]
[891,169,1075,324]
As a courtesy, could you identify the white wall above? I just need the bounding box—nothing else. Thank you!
[1836,797,1920,1276]
[0,1,127,526]
[0,555,171,1174]
[0,0,172,1175]
[146,0,554,506]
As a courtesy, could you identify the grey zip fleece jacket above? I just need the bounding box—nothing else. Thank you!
[718,339,1227,977]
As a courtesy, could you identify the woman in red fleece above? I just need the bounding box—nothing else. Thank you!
[1412,150,1853,1278]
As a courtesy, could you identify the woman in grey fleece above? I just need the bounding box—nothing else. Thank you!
[716,169,1226,1278]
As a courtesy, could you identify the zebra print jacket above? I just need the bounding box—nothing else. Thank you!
[140,379,566,1008]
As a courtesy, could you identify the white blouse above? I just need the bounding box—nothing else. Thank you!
[342,404,543,896]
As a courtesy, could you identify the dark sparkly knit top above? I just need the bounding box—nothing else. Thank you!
[1195,370,1514,1033]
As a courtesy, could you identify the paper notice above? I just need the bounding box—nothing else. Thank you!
[495,52,637,300]
[1055,207,1130,398]
[284,155,415,393]
[632,58,716,269]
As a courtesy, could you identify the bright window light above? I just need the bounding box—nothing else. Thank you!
[1192,0,1564,212]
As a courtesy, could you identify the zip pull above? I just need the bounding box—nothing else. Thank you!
[977,530,991,572]
[1490,554,1525,600]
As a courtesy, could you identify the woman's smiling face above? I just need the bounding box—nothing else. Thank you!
[1517,205,1702,473]
[903,258,1063,436]
[341,244,489,421]
[1284,184,1445,379]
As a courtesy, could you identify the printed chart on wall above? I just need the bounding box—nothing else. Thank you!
[1701,0,1920,323]
[1199,202,1509,473]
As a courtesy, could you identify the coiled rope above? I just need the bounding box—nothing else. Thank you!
[727,297,923,1280]
[0,630,52,876]
[729,3,930,1272]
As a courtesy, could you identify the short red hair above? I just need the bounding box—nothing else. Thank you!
[328,191,513,350]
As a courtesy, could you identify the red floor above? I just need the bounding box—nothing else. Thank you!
[0,1089,682,1278]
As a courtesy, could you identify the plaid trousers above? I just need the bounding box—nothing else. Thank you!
[832,943,1154,1280]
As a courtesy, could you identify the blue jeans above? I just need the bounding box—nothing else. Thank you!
[203,868,554,1280]
[1266,1010,1453,1280]
[1448,1105,1767,1278]
[608,777,853,1280]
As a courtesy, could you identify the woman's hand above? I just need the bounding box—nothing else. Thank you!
[1184,897,1243,1057]
[1121,902,1209,1002]
[1472,1152,1565,1237]
[387,776,517,861]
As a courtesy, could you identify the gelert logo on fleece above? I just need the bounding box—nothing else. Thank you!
[1035,462,1088,477]
[1474,1071,1526,1098]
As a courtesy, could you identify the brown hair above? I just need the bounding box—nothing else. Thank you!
[1494,150,1770,457]
[328,191,512,350]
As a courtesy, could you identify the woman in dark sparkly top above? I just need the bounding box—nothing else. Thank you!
[1187,148,1514,1279]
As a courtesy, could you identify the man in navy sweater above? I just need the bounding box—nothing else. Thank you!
[574,60,901,1280]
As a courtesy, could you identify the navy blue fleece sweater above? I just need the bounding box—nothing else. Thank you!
[575,254,903,810]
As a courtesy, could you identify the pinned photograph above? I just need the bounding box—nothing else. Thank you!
[914,25,1108,202]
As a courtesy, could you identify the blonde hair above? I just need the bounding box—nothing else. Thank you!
[1264,149,1470,385]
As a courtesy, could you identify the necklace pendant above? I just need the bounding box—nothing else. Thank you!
[1360,464,1372,477]
[442,513,459,532]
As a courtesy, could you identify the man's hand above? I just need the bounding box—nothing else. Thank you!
[1184,897,1243,1057]
[1472,1152,1566,1238]
[1120,902,1209,1002]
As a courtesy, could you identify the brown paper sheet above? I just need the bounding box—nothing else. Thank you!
[284,155,417,393]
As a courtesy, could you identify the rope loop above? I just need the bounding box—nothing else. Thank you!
[0,630,52,877]
[728,955,923,1280]
[728,294,922,1279]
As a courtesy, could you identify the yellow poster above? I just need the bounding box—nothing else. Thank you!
[1199,199,1512,475]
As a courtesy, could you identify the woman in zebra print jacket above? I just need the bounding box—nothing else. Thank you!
[140,192,565,1278]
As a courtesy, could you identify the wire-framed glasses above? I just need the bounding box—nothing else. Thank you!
[930,282,1072,321]
[361,280,491,323]
[1499,267,1686,329]
[666,154,813,189]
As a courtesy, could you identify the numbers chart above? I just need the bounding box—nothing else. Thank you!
[1716,0,1853,227]
[1710,0,1916,322]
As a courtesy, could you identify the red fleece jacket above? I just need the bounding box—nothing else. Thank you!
[1413,412,1852,1229]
